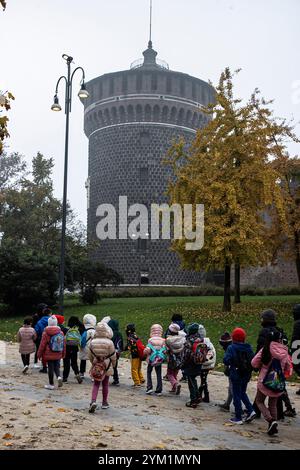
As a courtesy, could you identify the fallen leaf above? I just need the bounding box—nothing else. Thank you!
[112,432,121,437]
[2,433,13,440]
[89,431,101,437]
[152,443,166,449]
[95,442,107,448]
[23,411,31,415]
[103,426,114,432]
[4,442,13,447]
[57,408,69,413]
[223,422,234,427]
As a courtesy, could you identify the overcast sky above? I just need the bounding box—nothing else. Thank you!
[1,0,300,223]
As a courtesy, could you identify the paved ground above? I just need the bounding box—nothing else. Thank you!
[0,342,300,450]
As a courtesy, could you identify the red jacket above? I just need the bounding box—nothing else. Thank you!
[37,326,66,361]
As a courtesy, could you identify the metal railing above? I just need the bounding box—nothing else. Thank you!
[130,58,169,70]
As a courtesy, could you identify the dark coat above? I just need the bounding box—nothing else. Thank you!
[291,309,300,375]
[223,342,254,382]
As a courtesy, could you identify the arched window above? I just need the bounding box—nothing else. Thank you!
[145,104,151,121]
[177,108,185,125]
[136,104,143,121]
[127,104,134,121]
[170,106,177,123]
[153,105,160,122]
[104,109,111,125]
[119,106,126,123]
[162,106,169,122]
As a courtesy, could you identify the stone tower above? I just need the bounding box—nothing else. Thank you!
[83,41,215,285]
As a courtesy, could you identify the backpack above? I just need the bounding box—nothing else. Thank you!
[66,326,81,347]
[168,351,183,370]
[191,339,208,365]
[147,343,167,366]
[89,349,115,382]
[234,349,253,377]
[263,358,286,392]
[49,332,64,352]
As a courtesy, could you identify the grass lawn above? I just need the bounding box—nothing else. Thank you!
[1,295,299,367]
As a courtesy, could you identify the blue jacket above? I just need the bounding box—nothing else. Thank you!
[34,316,50,338]
[223,342,254,382]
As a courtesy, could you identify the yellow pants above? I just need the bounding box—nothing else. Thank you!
[131,358,145,385]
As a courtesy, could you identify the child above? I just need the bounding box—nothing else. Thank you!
[125,323,145,387]
[144,324,166,396]
[88,321,117,413]
[17,317,37,374]
[165,323,185,395]
[182,323,207,408]
[223,328,255,424]
[108,319,124,386]
[198,324,216,403]
[34,307,52,373]
[79,314,97,379]
[252,328,290,435]
[37,315,66,390]
[218,332,233,411]
[63,316,83,384]
[165,313,187,382]
[291,304,300,396]
[32,303,48,368]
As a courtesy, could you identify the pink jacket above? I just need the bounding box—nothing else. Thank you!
[17,325,37,354]
[38,326,66,361]
[143,324,166,363]
[251,341,290,397]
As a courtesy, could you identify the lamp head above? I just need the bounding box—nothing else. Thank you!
[78,82,89,99]
[51,94,62,111]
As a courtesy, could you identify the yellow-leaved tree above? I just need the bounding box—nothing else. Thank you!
[166,68,292,311]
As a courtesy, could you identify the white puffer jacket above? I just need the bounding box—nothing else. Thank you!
[166,334,185,354]
[202,337,216,370]
[79,314,97,361]
[88,322,117,376]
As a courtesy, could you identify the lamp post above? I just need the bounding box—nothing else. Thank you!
[51,54,89,312]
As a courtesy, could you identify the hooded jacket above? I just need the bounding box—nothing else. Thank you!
[143,324,166,363]
[88,322,117,376]
[37,326,66,361]
[34,315,50,338]
[251,341,290,397]
[223,342,254,382]
[17,325,37,354]
[79,314,97,361]
[182,332,204,376]
[108,319,124,356]
[202,338,216,371]
[166,333,185,355]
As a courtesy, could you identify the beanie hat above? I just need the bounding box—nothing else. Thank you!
[198,324,206,340]
[219,331,232,343]
[95,321,113,339]
[150,324,163,337]
[83,314,97,327]
[260,309,277,325]
[293,304,300,322]
[48,315,58,326]
[54,315,65,325]
[187,323,199,335]
[169,323,180,334]
[126,323,135,334]
[232,327,246,343]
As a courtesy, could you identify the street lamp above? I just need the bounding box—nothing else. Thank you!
[51,54,89,312]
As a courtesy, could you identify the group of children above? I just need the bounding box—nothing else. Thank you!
[16,303,300,436]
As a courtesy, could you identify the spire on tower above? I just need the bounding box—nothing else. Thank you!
[149,0,153,48]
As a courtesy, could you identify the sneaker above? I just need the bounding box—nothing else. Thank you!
[39,367,47,374]
[79,373,84,379]
[229,417,243,425]
[89,401,97,414]
[219,403,230,412]
[140,380,145,384]
[175,384,181,396]
[57,377,63,388]
[62,378,68,383]
[22,365,29,374]
[44,384,55,390]
[111,381,120,386]
[101,402,109,409]
[267,420,278,436]
[75,374,83,384]
[155,391,162,396]
[196,396,203,404]
[146,388,153,395]
[33,363,40,369]
[186,401,198,408]
[283,408,297,418]
[243,410,256,423]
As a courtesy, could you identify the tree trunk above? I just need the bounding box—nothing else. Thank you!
[234,262,241,303]
[223,262,231,312]
[294,230,300,285]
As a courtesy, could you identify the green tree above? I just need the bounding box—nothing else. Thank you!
[166,68,290,311]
